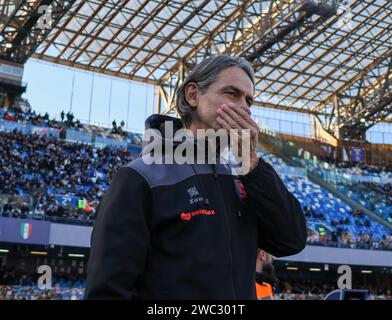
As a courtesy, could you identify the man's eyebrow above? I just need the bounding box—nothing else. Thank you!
[220,85,254,103]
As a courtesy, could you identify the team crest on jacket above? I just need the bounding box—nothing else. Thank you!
[234,179,248,202]
[186,185,209,205]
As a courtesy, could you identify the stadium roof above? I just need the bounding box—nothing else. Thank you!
[1,0,391,138]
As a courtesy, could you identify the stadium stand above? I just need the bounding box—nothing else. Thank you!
[0,127,135,225]
[335,181,392,224]
[257,150,392,250]
[298,157,392,213]
[1,104,143,145]
[0,110,390,250]
[0,267,85,300]
[292,156,392,225]
[1,264,391,300]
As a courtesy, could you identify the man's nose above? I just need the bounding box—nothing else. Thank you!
[240,98,251,113]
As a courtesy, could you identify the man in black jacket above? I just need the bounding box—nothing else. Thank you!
[85,55,307,300]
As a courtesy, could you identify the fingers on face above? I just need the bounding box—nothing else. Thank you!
[229,105,260,135]
[217,109,243,130]
[233,106,259,132]
[221,105,249,129]
[216,116,243,141]
[218,104,259,134]
[216,115,231,132]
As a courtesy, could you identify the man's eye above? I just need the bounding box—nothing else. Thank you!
[226,91,236,96]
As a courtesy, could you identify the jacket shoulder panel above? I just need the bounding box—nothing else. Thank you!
[125,156,236,188]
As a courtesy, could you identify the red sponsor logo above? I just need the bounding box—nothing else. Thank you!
[181,212,191,221]
[180,209,216,221]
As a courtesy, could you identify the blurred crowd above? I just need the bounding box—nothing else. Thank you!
[336,162,392,175]
[0,267,85,300]
[303,204,392,250]
[3,105,82,131]
[337,181,392,224]
[364,181,392,198]
[275,276,392,300]
[307,226,392,250]
[0,129,134,224]
[2,104,130,139]
[2,269,391,300]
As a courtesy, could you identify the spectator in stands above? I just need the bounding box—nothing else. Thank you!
[33,203,45,217]
[109,119,127,136]
[66,111,74,128]
[2,203,12,216]
[307,229,320,243]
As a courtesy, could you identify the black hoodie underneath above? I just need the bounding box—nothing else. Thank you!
[85,114,307,300]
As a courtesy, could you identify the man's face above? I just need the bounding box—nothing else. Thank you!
[187,66,254,130]
[256,249,274,272]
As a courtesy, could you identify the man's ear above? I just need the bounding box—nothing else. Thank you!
[184,82,199,108]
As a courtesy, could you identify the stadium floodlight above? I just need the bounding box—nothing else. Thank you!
[0,249,9,253]
[286,267,299,271]
[30,251,48,255]
[309,268,322,272]
[361,270,372,274]
[68,254,85,258]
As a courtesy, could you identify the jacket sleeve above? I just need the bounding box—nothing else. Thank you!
[85,166,152,299]
[240,158,307,257]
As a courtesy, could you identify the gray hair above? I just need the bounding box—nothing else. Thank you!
[175,55,255,127]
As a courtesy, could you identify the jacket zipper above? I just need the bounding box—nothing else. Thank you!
[212,163,237,299]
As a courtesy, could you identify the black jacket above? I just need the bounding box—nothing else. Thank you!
[85,114,307,300]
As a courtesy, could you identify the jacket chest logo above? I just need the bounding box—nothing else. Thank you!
[187,185,209,205]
